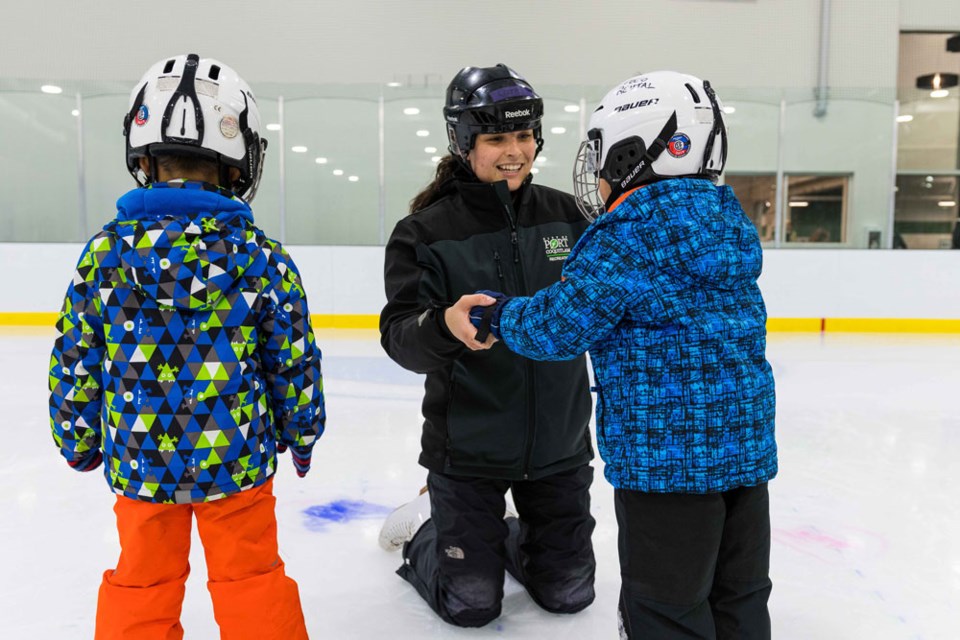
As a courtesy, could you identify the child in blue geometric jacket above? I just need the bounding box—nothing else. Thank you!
[458,71,778,639]
[48,54,325,640]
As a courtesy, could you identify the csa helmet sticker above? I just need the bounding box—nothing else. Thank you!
[134,105,149,127]
[219,115,239,139]
[667,133,691,158]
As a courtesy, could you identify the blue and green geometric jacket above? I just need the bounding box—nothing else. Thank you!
[48,181,325,503]
[497,179,777,494]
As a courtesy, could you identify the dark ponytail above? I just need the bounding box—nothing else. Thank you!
[409,155,462,214]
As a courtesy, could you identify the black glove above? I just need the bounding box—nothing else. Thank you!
[469,290,511,341]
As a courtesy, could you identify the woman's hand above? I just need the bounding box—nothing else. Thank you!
[445,293,499,350]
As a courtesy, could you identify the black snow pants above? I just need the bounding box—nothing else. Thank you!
[397,464,596,628]
[615,483,773,639]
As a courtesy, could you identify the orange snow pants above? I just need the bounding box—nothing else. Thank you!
[94,478,308,640]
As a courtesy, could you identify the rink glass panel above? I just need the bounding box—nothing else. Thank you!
[3,81,959,249]
[0,90,80,242]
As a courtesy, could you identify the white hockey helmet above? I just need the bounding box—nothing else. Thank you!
[123,53,267,202]
[573,71,728,221]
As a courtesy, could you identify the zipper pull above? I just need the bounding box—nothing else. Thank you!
[494,250,504,281]
[511,230,520,264]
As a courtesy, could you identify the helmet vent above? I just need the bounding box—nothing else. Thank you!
[163,59,175,74]
[684,83,701,103]
[209,65,221,81]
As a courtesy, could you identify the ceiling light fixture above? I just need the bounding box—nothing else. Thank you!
[916,72,958,91]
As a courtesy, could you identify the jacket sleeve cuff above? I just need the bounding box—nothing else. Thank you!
[433,305,459,342]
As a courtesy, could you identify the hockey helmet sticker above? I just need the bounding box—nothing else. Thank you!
[219,115,239,139]
[667,133,691,158]
[134,105,149,127]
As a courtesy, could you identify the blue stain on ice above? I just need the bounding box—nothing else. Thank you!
[303,499,393,531]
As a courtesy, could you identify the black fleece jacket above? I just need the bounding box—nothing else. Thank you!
[380,173,593,480]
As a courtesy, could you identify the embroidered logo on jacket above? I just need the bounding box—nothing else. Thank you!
[543,235,571,261]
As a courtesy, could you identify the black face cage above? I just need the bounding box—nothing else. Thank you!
[572,135,604,222]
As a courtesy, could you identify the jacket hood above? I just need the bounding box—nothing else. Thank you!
[107,182,258,311]
[599,178,762,288]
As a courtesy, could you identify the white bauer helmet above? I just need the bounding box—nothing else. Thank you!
[573,71,728,221]
[123,53,267,202]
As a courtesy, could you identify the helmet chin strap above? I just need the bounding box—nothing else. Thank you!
[700,81,727,176]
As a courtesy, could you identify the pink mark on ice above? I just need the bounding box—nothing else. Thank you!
[774,527,851,550]
[772,526,854,563]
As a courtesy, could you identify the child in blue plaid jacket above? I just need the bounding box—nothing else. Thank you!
[449,71,777,640]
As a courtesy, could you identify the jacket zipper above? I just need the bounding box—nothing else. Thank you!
[500,194,536,480]
[494,250,504,283]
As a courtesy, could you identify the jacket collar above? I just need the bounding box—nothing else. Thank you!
[115,181,253,223]
[443,167,534,223]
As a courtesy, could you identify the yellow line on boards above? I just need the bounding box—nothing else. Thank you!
[0,312,382,330]
[766,318,823,332]
[310,314,380,329]
[0,313,957,334]
[824,318,960,334]
[0,312,57,326]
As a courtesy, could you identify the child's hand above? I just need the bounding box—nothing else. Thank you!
[276,442,312,477]
[469,290,511,342]
[290,446,312,478]
[68,449,103,472]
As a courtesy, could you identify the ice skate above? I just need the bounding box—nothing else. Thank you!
[504,492,518,520]
[378,487,431,551]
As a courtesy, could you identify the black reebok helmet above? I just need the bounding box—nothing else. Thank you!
[443,64,544,161]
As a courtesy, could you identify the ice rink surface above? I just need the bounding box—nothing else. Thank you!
[2,328,957,639]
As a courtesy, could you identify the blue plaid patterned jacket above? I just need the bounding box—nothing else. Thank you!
[498,179,777,493]
[48,182,325,503]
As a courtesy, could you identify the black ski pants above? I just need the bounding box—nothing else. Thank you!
[615,483,772,639]
[398,464,596,628]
